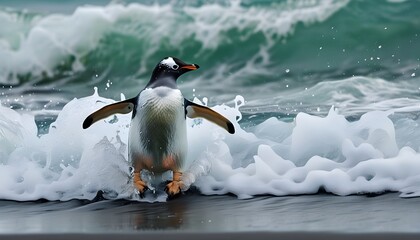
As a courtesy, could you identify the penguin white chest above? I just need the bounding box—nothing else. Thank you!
[129,87,187,172]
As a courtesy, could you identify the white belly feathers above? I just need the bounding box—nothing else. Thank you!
[128,87,187,172]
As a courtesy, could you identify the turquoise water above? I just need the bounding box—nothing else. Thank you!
[0,0,420,201]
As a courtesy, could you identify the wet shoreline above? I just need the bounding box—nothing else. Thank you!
[1,192,420,237]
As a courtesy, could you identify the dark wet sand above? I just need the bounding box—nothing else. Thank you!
[1,192,420,239]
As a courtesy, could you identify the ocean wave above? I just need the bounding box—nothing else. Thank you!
[1,0,418,112]
[0,0,349,85]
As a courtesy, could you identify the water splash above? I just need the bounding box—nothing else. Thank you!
[2,90,420,201]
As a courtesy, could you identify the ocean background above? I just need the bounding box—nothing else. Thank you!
[0,0,420,202]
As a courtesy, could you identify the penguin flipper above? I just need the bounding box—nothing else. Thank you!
[83,98,136,129]
[184,99,235,134]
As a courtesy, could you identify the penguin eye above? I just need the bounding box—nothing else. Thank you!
[172,65,179,70]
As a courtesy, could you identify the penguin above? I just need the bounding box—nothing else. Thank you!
[82,57,235,197]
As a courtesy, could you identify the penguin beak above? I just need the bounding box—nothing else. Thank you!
[181,64,200,71]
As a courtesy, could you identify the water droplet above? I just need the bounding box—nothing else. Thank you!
[93,87,99,96]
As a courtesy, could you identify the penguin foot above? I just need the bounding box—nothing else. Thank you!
[133,172,148,198]
[165,181,184,197]
[134,181,149,198]
[134,180,148,198]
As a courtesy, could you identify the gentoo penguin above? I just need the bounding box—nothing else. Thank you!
[82,57,235,197]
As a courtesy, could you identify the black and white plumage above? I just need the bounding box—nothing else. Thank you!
[83,57,235,197]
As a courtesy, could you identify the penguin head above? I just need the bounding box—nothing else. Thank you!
[151,57,200,81]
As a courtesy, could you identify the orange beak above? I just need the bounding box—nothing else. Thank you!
[181,64,199,70]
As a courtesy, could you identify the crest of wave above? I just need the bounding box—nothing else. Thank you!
[0,0,349,83]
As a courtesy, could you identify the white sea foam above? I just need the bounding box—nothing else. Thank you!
[1,90,420,201]
[0,0,349,83]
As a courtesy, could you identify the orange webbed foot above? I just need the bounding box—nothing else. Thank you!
[165,171,184,198]
[133,172,148,198]
[165,180,184,197]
